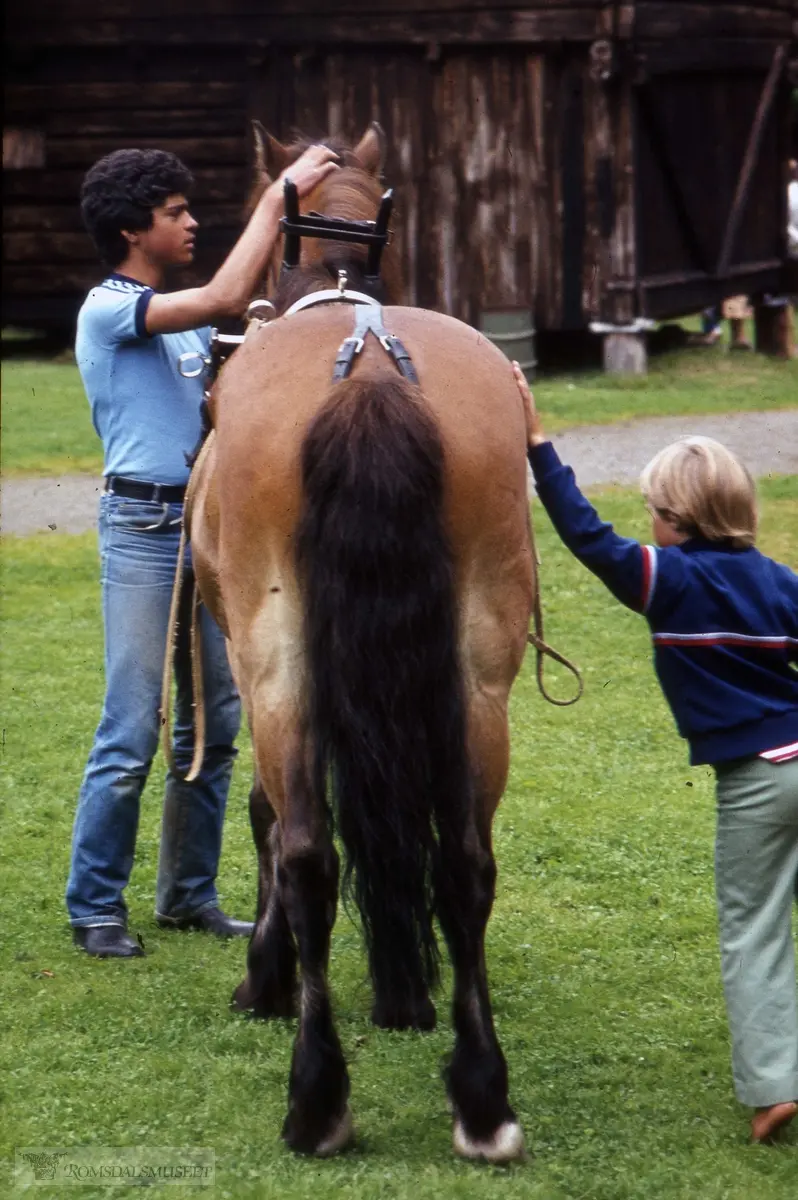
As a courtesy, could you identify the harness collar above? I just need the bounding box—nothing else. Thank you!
[282,288,379,318]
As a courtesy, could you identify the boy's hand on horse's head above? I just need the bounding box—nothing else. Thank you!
[511,361,547,448]
[275,145,341,199]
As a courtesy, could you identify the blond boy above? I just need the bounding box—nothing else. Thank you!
[515,362,798,1142]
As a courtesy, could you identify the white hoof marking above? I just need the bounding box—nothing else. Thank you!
[315,1107,354,1157]
[453,1119,525,1163]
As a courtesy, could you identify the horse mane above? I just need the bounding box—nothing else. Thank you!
[268,144,404,316]
[272,257,390,315]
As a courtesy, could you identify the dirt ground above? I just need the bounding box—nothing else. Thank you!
[2,408,797,536]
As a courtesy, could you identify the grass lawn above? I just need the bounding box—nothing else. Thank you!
[540,342,798,432]
[2,339,797,476]
[1,481,796,1199]
[1,358,101,477]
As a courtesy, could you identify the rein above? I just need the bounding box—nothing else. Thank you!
[526,513,583,707]
[159,519,206,783]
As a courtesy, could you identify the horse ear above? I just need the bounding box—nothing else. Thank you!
[352,122,386,176]
[252,120,291,183]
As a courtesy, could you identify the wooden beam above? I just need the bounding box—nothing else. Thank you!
[716,45,786,278]
[3,233,95,263]
[2,166,248,203]
[5,81,246,117]
[46,110,247,137]
[2,202,244,233]
[640,39,780,75]
[10,0,612,18]
[636,3,793,40]
[3,229,237,262]
[754,299,796,358]
[7,9,610,48]
[45,136,246,169]
[3,254,226,293]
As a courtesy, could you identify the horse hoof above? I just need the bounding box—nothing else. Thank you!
[453,1119,525,1164]
[315,1107,354,1157]
[231,979,296,1019]
[231,980,253,1011]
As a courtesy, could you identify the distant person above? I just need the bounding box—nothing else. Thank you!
[68,143,339,958]
[699,304,723,345]
[513,361,798,1144]
[697,296,751,350]
[788,158,798,259]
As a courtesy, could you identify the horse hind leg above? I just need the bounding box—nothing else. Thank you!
[437,701,524,1163]
[275,749,352,1155]
[232,774,297,1019]
[438,816,524,1163]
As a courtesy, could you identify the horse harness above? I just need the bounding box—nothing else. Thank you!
[178,283,418,476]
[291,277,420,385]
[179,178,413,407]
[164,182,581,782]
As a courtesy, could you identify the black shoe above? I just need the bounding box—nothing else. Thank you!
[74,925,144,959]
[157,907,254,938]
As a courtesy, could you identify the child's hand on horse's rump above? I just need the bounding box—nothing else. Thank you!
[512,360,547,448]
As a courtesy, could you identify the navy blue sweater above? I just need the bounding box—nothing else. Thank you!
[528,441,798,765]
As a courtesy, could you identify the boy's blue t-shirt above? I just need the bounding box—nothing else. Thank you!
[75,274,211,485]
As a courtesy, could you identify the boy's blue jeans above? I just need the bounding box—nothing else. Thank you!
[67,494,241,929]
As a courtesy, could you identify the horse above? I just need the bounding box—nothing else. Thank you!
[186,122,535,1161]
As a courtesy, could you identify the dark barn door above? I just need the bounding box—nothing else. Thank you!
[250,45,544,326]
[633,41,789,319]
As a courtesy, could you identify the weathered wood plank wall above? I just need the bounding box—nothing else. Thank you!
[4,59,250,325]
[4,0,796,332]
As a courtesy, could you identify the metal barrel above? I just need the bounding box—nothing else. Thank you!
[478,309,536,375]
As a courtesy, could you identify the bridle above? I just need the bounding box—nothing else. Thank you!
[280,176,394,283]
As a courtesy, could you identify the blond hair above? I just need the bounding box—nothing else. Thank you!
[639,436,757,548]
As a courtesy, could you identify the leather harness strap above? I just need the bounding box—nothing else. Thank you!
[332,303,420,385]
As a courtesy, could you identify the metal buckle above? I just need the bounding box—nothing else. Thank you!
[177,351,211,379]
[246,298,276,325]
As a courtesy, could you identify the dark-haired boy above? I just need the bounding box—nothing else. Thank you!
[67,145,338,958]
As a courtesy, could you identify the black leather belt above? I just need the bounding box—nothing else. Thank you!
[104,476,187,504]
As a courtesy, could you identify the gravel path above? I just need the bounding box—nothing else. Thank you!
[2,409,797,536]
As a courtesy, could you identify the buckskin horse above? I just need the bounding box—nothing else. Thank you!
[186,123,535,1161]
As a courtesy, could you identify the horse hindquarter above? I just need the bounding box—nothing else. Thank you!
[202,310,531,1161]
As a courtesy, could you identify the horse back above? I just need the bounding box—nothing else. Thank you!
[207,306,534,667]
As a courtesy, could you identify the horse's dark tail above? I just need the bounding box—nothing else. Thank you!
[296,374,470,1018]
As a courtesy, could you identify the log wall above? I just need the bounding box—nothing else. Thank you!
[4,1,796,333]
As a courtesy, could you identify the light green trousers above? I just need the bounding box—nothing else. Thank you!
[715,754,798,1108]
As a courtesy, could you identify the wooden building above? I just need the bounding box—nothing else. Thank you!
[4,1,797,357]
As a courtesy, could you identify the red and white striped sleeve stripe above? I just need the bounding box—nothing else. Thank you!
[652,632,798,649]
[641,545,657,613]
[760,741,798,764]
